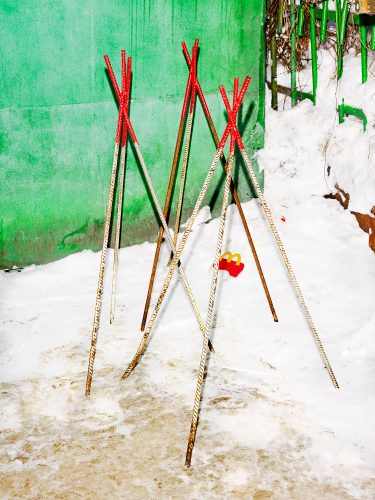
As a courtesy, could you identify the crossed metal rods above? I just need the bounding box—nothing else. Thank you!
[109,51,131,325]
[86,50,131,396]
[140,39,278,332]
[86,40,269,396]
[86,45,215,398]
[85,44,339,466]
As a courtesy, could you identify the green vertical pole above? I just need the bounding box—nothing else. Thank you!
[360,24,368,84]
[271,32,278,110]
[297,2,305,36]
[320,0,329,42]
[338,98,345,124]
[336,0,343,79]
[277,0,284,34]
[370,24,375,52]
[310,6,317,104]
[336,0,342,25]
[339,1,350,46]
[291,0,297,107]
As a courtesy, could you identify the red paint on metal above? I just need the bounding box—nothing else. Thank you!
[230,78,239,154]
[121,50,127,95]
[182,72,192,119]
[182,41,211,121]
[217,77,250,150]
[121,56,132,147]
[104,55,121,100]
[104,54,125,144]
[220,78,250,151]
[104,52,136,146]
[189,40,199,114]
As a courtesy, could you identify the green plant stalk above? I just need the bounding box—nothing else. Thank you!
[336,0,342,23]
[335,0,343,79]
[314,7,361,26]
[339,1,350,45]
[297,2,305,36]
[310,6,317,104]
[277,0,284,34]
[371,24,375,52]
[290,0,297,107]
[271,32,278,110]
[360,24,368,83]
[320,1,329,42]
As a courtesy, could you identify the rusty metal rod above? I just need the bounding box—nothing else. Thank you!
[140,41,199,331]
[186,79,240,467]
[110,54,131,324]
[169,40,199,263]
[222,86,339,390]
[182,42,278,322]
[139,71,192,332]
[85,52,127,397]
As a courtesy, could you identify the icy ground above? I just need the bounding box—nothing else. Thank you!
[1,51,375,498]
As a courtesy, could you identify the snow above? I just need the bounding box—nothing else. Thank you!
[1,49,374,498]
[273,46,375,215]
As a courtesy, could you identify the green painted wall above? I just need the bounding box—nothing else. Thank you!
[0,0,266,269]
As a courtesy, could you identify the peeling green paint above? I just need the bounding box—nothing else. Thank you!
[0,0,266,269]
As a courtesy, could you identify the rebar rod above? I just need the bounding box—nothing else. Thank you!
[85,54,127,397]
[140,71,192,331]
[171,112,193,254]
[182,42,278,322]
[110,55,131,324]
[222,88,339,390]
[170,41,199,261]
[186,152,235,467]
[185,80,239,467]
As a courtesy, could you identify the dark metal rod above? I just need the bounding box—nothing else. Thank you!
[182,43,278,322]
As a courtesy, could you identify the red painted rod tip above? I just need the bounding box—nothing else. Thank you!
[219,85,226,97]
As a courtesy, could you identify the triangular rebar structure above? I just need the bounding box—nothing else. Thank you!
[85,47,339,468]
[120,75,339,466]
[85,50,216,397]
[139,39,278,334]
